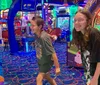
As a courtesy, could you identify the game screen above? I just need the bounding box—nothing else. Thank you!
[57,16,70,30]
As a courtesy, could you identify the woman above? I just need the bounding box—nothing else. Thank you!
[72,9,100,85]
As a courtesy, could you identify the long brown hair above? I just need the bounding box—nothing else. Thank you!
[72,10,93,51]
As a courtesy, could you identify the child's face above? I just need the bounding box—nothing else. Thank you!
[74,12,88,32]
[30,20,40,34]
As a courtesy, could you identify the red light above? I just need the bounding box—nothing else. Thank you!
[63,4,68,6]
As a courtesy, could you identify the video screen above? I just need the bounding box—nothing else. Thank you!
[57,16,70,30]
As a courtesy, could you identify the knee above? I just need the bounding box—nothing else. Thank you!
[36,75,43,83]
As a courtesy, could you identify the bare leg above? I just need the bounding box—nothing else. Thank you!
[44,72,57,85]
[36,72,45,85]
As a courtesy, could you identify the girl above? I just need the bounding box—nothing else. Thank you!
[72,9,100,85]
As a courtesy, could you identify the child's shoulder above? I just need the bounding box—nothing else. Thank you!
[41,31,50,40]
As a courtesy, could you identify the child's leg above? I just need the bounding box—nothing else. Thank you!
[36,72,45,85]
[44,72,57,85]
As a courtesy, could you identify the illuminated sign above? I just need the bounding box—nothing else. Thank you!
[21,0,37,11]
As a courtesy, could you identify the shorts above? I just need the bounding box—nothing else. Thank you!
[38,61,54,73]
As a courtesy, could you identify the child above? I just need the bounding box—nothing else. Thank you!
[72,9,100,85]
[30,16,60,85]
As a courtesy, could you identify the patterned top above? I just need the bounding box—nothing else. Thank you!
[82,50,92,83]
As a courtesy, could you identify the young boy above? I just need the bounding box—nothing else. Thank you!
[30,16,60,85]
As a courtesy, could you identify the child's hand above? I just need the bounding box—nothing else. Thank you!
[55,68,60,75]
[51,35,57,41]
[88,78,98,85]
[87,78,98,85]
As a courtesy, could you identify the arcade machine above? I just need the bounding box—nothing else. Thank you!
[0,17,4,84]
[56,6,74,65]
[0,0,12,83]
[0,10,9,51]
[57,7,70,42]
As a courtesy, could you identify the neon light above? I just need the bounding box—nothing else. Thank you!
[41,0,44,5]
[0,0,12,10]
[46,0,48,3]
[25,42,29,52]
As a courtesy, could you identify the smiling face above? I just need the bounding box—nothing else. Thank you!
[74,12,88,32]
[30,16,44,35]
[30,20,40,34]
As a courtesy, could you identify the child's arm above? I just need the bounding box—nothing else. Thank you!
[48,34,57,41]
[52,53,60,75]
[43,32,60,75]
[89,63,100,85]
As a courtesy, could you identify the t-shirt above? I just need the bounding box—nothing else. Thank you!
[81,28,100,82]
[89,28,100,62]
[88,28,100,76]
[35,31,55,65]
